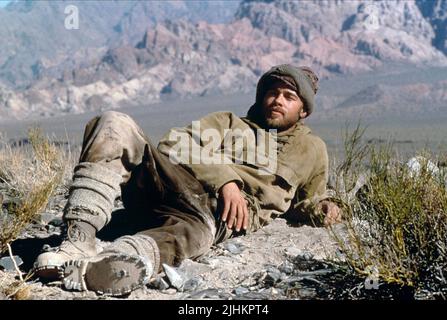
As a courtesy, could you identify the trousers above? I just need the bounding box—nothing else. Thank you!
[76,111,235,271]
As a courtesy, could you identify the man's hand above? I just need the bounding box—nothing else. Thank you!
[317,200,342,226]
[218,182,248,232]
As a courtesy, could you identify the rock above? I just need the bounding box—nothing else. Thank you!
[217,291,233,300]
[236,0,443,66]
[292,253,321,271]
[417,0,447,55]
[264,271,282,286]
[254,271,267,283]
[162,263,185,291]
[278,261,294,275]
[270,288,280,296]
[45,224,55,234]
[39,212,57,224]
[163,288,178,295]
[2,0,446,122]
[48,217,64,227]
[0,256,23,271]
[223,242,244,255]
[186,288,221,299]
[284,247,303,258]
[148,276,170,291]
[198,257,220,269]
[240,276,257,287]
[182,277,203,292]
[234,287,250,296]
[295,269,334,277]
[233,291,274,300]
[296,288,317,299]
[177,259,212,277]
[161,259,212,292]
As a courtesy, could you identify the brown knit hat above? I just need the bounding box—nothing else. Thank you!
[247,64,319,123]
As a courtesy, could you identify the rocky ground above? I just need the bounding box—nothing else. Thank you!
[0,185,353,300]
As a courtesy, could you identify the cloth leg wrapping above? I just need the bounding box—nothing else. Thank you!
[64,162,122,231]
[101,234,160,277]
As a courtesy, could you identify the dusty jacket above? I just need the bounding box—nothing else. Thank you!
[157,111,329,231]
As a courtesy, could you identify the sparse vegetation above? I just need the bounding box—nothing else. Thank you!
[0,128,78,299]
[327,123,447,299]
[0,128,76,254]
[1,123,447,300]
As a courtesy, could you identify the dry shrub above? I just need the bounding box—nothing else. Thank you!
[0,128,76,254]
[329,124,447,299]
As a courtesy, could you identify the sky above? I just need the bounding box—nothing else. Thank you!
[0,1,10,8]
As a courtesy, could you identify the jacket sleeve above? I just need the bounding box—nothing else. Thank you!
[157,112,244,195]
[289,136,330,219]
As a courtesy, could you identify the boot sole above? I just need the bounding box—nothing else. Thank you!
[62,254,151,296]
[33,265,63,280]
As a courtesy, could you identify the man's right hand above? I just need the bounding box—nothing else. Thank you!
[218,181,249,232]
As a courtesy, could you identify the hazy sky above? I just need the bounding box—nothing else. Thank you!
[0,1,10,8]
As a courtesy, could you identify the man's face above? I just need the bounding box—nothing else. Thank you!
[261,81,307,131]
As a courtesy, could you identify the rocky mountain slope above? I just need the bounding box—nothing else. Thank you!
[0,0,239,88]
[417,0,447,55]
[0,0,446,120]
[236,0,446,71]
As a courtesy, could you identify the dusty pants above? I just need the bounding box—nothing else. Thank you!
[70,111,231,273]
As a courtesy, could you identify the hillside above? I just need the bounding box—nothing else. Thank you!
[0,0,446,120]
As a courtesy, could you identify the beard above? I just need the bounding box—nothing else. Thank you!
[263,112,299,131]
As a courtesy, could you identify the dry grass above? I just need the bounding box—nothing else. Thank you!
[0,128,77,254]
[327,124,447,299]
[0,128,78,299]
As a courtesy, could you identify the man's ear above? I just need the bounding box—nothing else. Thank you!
[299,110,308,119]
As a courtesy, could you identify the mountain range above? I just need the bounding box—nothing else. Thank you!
[0,0,446,120]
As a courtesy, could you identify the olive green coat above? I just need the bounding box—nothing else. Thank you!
[157,111,329,231]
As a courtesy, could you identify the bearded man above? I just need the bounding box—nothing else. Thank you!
[34,64,341,296]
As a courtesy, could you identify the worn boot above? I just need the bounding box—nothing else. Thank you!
[62,234,159,296]
[33,220,97,279]
[34,162,122,279]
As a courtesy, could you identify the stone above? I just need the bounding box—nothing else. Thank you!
[264,273,281,286]
[164,288,178,295]
[163,263,185,291]
[39,212,57,224]
[297,288,317,299]
[0,256,23,271]
[223,243,243,255]
[279,261,294,275]
[182,277,203,292]
[48,217,64,227]
[148,276,170,291]
[177,259,212,277]
[187,288,221,299]
[234,287,250,296]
